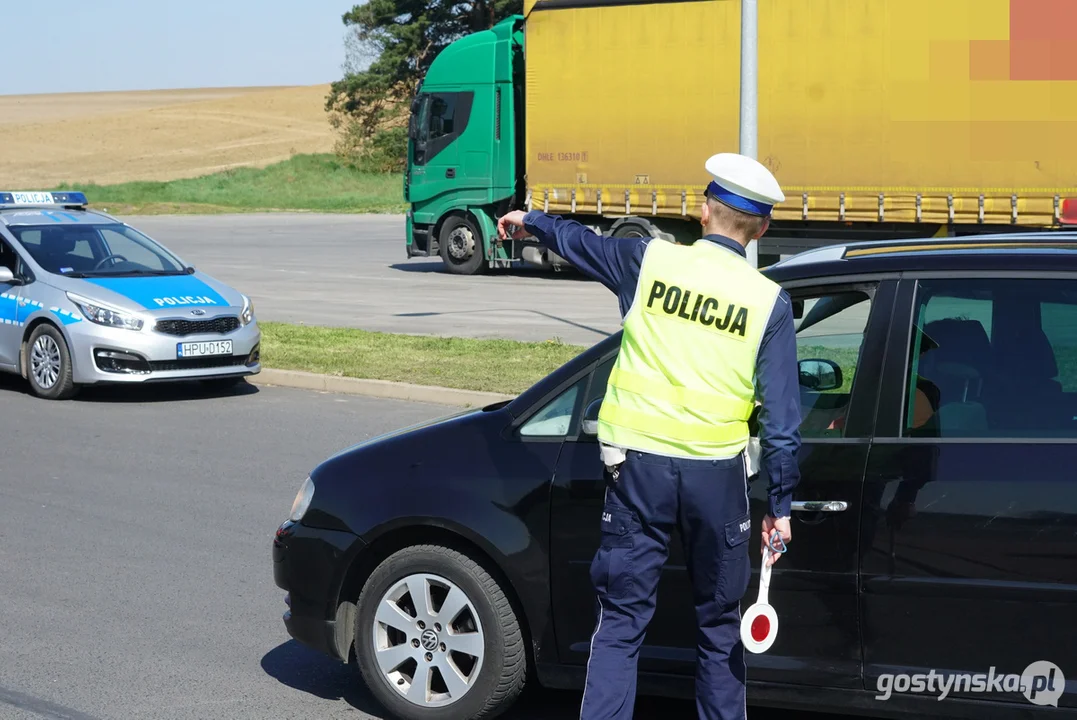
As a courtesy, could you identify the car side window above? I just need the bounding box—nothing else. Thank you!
[0,239,16,272]
[903,277,1077,438]
[519,379,583,437]
[792,289,873,438]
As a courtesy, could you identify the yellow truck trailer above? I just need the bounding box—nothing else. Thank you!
[405,0,1077,273]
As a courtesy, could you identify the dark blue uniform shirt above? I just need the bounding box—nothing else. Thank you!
[523,211,801,518]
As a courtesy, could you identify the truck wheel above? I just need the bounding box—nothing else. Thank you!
[25,324,78,400]
[611,218,655,239]
[438,215,487,276]
[354,544,527,720]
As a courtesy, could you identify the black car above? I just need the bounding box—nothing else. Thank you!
[273,234,1077,720]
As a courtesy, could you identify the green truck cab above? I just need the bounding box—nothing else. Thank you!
[405,16,528,275]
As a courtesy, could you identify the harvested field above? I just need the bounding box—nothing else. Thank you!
[0,84,336,187]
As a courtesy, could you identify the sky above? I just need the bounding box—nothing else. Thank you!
[1,0,355,95]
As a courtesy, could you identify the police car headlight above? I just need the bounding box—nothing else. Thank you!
[67,293,144,331]
[289,476,314,522]
[240,295,255,326]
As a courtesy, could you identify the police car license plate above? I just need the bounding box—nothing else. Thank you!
[177,340,233,358]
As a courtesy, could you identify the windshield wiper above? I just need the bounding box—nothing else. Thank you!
[76,269,188,278]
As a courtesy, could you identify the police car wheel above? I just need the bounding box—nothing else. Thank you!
[354,544,526,720]
[438,215,486,276]
[24,324,78,400]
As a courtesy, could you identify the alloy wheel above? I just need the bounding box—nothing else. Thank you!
[371,572,485,708]
[30,335,62,390]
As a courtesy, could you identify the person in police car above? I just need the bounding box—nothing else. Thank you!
[497,153,801,720]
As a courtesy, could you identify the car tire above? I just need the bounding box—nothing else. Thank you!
[24,324,78,400]
[354,544,526,720]
[438,214,487,276]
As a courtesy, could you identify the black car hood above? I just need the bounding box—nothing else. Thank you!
[321,406,483,465]
[302,404,516,533]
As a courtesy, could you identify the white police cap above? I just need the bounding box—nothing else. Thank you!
[704,153,785,217]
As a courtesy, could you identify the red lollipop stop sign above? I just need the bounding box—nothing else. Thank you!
[740,532,784,653]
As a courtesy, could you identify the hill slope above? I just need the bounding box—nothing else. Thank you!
[0,84,336,187]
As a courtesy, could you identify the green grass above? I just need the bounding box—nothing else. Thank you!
[54,154,405,215]
[259,322,587,396]
[258,331,872,397]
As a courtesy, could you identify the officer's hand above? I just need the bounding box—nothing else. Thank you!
[761,515,791,567]
[497,210,530,240]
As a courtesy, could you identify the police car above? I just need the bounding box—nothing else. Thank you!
[0,191,260,399]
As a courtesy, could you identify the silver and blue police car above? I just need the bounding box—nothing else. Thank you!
[0,191,260,399]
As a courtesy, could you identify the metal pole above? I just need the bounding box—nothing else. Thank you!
[740,0,759,268]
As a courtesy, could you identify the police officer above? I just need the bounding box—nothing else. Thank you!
[497,152,801,720]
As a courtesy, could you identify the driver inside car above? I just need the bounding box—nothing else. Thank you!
[822,332,941,434]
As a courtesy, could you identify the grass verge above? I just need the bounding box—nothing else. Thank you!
[54,154,405,215]
[259,322,587,396]
[256,329,866,397]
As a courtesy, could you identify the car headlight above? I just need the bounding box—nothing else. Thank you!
[240,295,255,326]
[289,476,314,522]
[67,293,144,331]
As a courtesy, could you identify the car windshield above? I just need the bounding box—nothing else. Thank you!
[9,223,188,277]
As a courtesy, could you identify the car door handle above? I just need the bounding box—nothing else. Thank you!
[791,500,848,512]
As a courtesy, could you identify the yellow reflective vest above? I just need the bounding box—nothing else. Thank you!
[596,238,782,458]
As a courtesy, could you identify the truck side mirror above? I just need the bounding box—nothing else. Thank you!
[581,398,602,436]
[0,267,15,284]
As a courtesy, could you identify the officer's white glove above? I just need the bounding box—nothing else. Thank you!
[744,436,762,478]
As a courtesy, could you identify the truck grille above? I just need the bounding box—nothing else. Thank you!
[155,316,240,337]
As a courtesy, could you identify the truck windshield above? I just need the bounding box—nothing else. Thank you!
[10,224,189,277]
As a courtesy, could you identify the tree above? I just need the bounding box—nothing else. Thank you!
[327,0,523,172]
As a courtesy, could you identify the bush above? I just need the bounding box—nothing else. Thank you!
[334,122,408,174]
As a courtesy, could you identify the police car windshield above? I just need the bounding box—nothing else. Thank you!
[9,224,189,277]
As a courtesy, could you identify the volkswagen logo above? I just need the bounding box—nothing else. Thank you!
[190,309,206,316]
[420,628,439,651]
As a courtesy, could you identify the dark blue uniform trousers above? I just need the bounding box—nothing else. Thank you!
[579,449,752,720]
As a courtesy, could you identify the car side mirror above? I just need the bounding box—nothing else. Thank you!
[581,398,602,436]
[798,358,842,392]
[0,267,15,284]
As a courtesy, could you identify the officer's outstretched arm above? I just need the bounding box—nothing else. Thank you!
[753,292,803,521]
[497,210,646,293]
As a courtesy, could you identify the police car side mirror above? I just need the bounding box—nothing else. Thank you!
[0,267,15,284]
[798,358,842,392]
[581,398,602,436]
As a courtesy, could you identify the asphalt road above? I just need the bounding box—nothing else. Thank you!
[0,378,719,720]
[121,213,622,346]
[0,377,837,720]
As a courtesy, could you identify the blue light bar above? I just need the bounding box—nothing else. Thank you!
[0,191,88,206]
